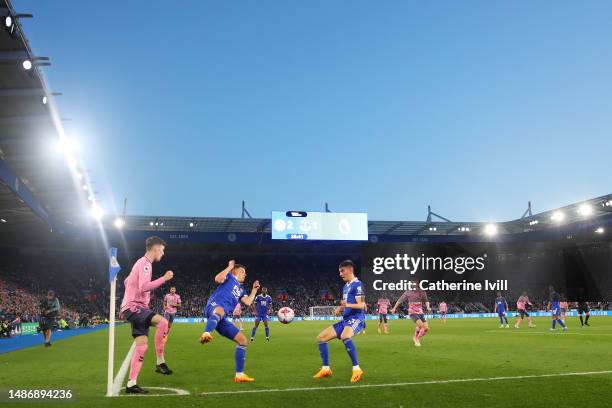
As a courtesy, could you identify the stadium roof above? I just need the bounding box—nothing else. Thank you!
[0,0,92,233]
[113,193,612,237]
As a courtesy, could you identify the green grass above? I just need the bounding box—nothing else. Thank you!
[3,317,612,407]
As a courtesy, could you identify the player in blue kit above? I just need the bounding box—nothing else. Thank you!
[199,260,260,382]
[547,286,567,332]
[314,260,365,383]
[494,292,509,328]
[251,287,273,342]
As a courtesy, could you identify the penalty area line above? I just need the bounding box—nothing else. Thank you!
[199,370,612,396]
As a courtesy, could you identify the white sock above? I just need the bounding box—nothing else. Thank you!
[322,366,330,370]
[127,379,137,387]
[235,372,243,377]
[353,365,361,370]
[157,356,165,365]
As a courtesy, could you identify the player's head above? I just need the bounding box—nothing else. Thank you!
[145,236,166,262]
[338,260,355,282]
[262,287,268,295]
[548,285,555,292]
[170,286,176,294]
[46,290,55,300]
[232,264,247,283]
[496,292,501,297]
[522,291,528,296]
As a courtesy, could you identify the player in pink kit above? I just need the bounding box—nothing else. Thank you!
[391,282,430,347]
[232,302,243,331]
[376,297,391,334]
[514,291,536,329]
[163,286,181,343]
[120,236,174,394]
[438,301,448,324]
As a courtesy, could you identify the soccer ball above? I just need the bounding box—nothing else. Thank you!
[277,307,295,324]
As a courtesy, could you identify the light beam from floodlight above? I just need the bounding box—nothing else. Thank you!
[91,203,104,220]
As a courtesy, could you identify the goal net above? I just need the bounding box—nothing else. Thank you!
[309,306,337,319]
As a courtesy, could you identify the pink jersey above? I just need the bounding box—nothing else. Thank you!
[399,290,428,314]
[164,293,181,314]
[439,302,448,313]
[377,298,391,314]
[120,256,165,313]
[516,295,532,311]
[560,301,568,309]
[232,303,242,316]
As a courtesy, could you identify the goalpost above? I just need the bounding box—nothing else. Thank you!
[309,306,338,319]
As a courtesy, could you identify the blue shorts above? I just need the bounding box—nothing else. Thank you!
[333,317,365,338]
[255,314,269,322]
[123,307,156,338]
[205,304,239,340]
[497,311,506,317]
[551,306,561,316]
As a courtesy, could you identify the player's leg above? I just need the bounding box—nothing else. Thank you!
[578,311,584,326]
[515,313,522,328]
[250,318,260,341]
[383,314,389,333]
[415,317,429,345]
[503,312,509,326]
[263,318,270,340]
[217,318,254,382]
[151,314,172,373]
[585,311,590,326]
[499,312,504,327]
[200,306,225,343]
[340,322,364,383]
[526,311,535,327]
[313,325,338,378]
[378,314,382,334]
[163,312,174,343]
[127,335,149,392]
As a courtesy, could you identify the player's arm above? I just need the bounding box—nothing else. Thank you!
[214,260,235,284]
[139,268,173,292]
[240,280,261,306]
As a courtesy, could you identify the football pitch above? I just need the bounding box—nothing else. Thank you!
[3,317,612,407]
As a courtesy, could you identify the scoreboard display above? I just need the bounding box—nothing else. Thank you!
[271,211,368,241]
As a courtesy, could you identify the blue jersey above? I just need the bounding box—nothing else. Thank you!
[206,273,246,315]
[342,278,365,320]
[495,297,507,312]
[550,291,560,308]
[255,294,272,315]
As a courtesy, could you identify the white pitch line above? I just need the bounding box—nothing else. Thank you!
[199,370,612,396]
[484,330,612,336]
[111,342,136,397]
[118,387,190,397]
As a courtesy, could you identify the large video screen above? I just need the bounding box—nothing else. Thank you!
[271,211,368,241]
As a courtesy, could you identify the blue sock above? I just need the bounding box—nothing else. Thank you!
[343,338,359,366]
[557,318,566,328]
[552,319,556,329]
[265,326,269,338]
[318,341,329,366]
[504,316,509,324]
[251,326,257,338]
[235,345,246,373]
[499,315,504,324]
[204,313,221,333]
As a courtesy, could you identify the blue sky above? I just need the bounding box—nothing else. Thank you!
[15,1,612,221]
